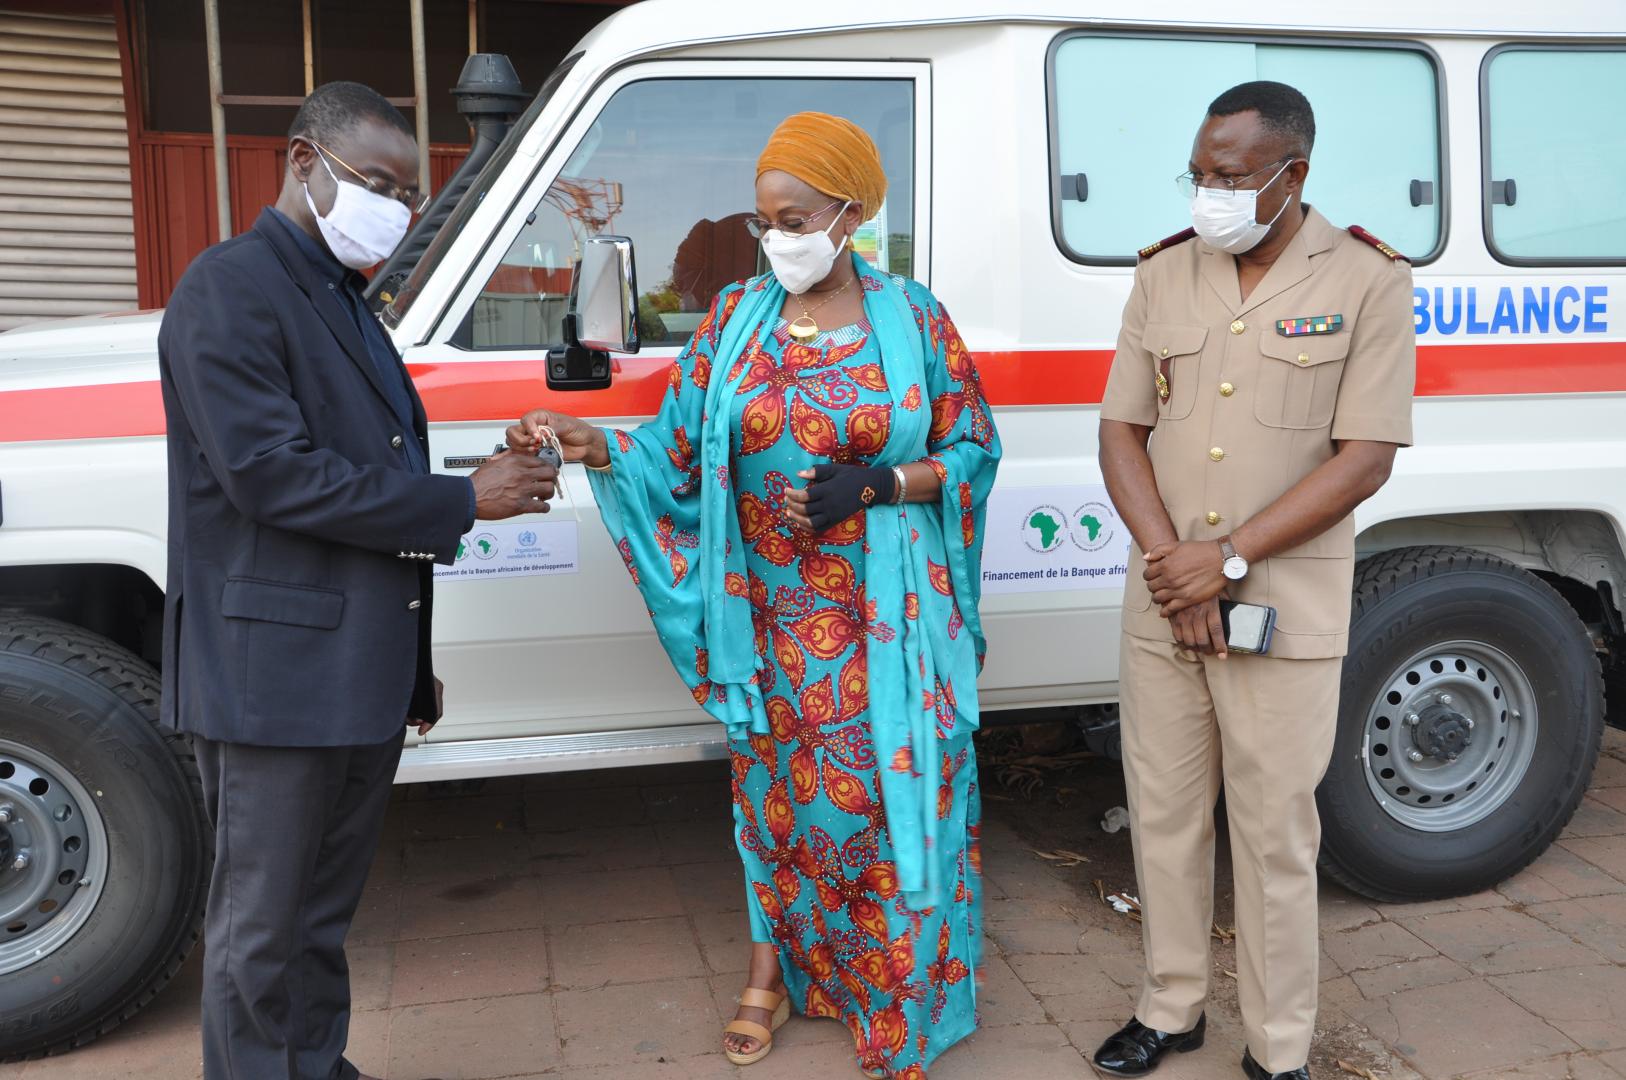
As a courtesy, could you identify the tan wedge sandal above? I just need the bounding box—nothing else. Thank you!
[723,985,791,1066]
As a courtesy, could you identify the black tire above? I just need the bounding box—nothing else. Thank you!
[1318,546,1604,903]
[0,616,209,1061]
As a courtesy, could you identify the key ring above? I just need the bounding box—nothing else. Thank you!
[535,425,580,523]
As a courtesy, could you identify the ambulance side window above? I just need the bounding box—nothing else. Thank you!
[1484,47,1626,264]
[461,77,915,351]
[1048,35,1443,264]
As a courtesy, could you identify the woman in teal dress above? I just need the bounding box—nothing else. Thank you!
[507,112,1000,1079]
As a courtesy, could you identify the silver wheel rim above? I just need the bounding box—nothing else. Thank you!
[1361,640,1539,833]
[0,738,110,975]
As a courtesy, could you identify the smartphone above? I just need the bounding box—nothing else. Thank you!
[1218,599,1277,655]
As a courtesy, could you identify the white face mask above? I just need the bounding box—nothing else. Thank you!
[760,201,850,294]
[302,150,411,270]
[1189,159,1295,255]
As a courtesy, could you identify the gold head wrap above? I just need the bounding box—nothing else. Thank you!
[755,111,888,221]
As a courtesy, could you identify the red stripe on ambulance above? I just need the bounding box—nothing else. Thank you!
[2,342,1624,444]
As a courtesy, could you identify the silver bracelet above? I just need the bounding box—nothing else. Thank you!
[892,465,909,504]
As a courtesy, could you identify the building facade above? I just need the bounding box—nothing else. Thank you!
[0,0,631,331]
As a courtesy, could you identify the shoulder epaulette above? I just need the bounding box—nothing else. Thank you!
[1137,227,1197,261]
[1348,225,1410,264]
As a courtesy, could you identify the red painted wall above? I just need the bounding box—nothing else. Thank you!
[112,0,636,308]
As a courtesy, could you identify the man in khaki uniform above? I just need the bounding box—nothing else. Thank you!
[1091,82,1415,1080]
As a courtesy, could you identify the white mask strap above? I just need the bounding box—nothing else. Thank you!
[824,200,851,244]
[1256,160,1297,222]
[307,148,339,205]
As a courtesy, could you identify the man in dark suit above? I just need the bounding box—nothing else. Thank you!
[158,82,554,1080]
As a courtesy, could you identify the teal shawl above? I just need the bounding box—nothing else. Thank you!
[589,255,1000,908]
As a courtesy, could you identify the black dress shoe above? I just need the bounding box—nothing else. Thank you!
[1091,1013,1206,1076]
[1241,1048,1310,1079]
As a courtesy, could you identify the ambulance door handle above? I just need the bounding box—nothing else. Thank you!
[1491,179,1517,206]
[1409,179,1434,207]
[1061,173,1088,201]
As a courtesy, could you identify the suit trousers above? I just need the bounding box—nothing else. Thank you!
[195,734,403,1080]
[1118,632,1340,1073]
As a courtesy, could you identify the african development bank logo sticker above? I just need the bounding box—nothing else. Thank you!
[1021,505,1068,553]
[1070,500,1118,552]
[981,484,1131,596]
[435,522,580,582]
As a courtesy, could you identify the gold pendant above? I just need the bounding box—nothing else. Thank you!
[788,315,819,341]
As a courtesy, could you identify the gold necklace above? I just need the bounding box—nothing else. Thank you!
[787,275,854,342]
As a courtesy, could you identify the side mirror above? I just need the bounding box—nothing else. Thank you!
[574,236,639,352]
[546,235,638,391]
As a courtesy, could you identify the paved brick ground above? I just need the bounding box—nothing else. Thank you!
[8,728,1625,1080]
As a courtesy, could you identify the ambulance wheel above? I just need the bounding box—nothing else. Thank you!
[0,616,209,1060]
[1317,546,1604,903]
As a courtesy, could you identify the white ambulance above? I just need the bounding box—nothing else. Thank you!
[0,0,1621,1058]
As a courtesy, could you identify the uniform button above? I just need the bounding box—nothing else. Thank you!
[1206,511,1222,526]
[391,434,405,449]
[1219,382,1235,397]
[1230,319,1246,335]
[1297,352,1310,365]
[1159,347,1170,358]
[1209,447,1225,461]
[407,599,422,610]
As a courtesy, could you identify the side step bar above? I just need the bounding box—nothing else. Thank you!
[396,723,729,783]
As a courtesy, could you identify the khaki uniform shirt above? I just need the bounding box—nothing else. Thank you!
[1100,206,1416,659]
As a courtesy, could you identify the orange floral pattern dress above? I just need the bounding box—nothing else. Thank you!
[727,316,980,1077]
[587,265,999,1077]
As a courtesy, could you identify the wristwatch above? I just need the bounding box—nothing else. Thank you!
[1219,536,1249,581]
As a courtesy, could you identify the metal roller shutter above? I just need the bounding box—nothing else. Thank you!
[0,9,136,332]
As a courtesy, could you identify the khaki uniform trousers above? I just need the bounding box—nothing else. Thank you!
[1119,631,1340,1073]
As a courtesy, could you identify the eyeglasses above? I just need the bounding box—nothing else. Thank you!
[744,199,843,239]
[1175,158,1297,199]
[305,136,430,214]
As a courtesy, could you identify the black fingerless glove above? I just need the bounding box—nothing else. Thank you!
[803,463,897,532]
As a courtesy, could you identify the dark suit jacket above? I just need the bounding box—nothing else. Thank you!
[158,208,473,747]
